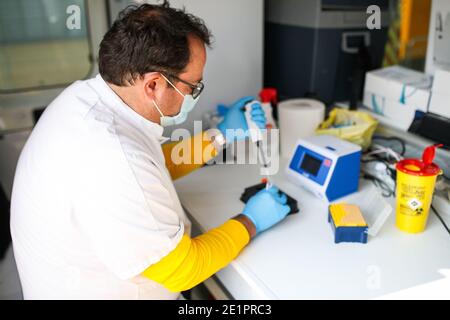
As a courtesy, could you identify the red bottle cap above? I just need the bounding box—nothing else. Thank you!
[396,144,442,176]
[422,144,443,165]
[259,88,278,104]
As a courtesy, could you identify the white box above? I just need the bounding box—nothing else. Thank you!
[429,69,450,118]
[363,66,432,130]
[363,93,423,130]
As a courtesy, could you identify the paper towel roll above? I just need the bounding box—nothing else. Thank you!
[278,99,325,158]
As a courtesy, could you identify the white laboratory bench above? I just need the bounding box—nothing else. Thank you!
[174,157,450,300]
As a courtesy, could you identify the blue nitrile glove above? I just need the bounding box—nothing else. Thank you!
[242,186,291,235]
[217,96,266,142]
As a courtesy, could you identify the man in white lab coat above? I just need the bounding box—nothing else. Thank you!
[10,1,290,299]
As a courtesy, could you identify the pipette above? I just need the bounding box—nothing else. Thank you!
[243,100,272,190]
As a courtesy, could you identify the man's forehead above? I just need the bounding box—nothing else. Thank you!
[182,36,206,82]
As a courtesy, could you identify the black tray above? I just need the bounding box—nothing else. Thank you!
[240,182,299,215]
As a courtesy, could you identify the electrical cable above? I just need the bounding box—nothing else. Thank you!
[372,136,406,156]
[363,144,402,162]
[361,172,395,198]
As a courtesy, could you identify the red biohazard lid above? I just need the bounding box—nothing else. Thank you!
[396,144,442,176]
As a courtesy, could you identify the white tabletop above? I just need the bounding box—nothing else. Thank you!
[174,158,450,299]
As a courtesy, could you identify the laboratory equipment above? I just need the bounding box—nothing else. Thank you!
[240,181,299,215]
[259,88,278,127]
[409,113,450,147]
[328,203,368,244]
[285,135,361,202]
[337,183,392,237]
[264,0,389,104]
[362,66,432,131]
[244,101,264,143]
[243,100,272,189]
[395,144,443,233]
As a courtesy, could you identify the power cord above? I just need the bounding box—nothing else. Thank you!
[361,172,395,198]
[372,136,406,156]
[364,144,403,162]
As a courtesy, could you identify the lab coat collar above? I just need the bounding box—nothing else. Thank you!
[91,74,168,143]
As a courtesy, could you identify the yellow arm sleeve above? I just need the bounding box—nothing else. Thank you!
[162,131,219,181]
[142,219,250,292]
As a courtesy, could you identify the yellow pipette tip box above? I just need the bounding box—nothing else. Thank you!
[328,203,368,244]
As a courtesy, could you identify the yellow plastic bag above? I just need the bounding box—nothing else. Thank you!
[315,108,378,151]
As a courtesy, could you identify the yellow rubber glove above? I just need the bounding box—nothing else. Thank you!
[162,131,219,181]
[142,219,250,292]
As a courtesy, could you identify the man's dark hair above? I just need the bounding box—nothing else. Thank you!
[99,1,212,86]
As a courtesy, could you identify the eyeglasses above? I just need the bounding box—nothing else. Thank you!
[163,72,204,99]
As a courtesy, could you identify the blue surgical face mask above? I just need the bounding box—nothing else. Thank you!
[151,74,200,127]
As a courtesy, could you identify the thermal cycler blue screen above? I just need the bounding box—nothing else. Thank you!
[299,154,322,176]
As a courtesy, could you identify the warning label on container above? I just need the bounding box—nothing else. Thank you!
[408,198,422,210]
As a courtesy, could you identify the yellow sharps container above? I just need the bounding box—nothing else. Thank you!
[395,144,443,233]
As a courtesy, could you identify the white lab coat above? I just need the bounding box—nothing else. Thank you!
[10,74,191,299]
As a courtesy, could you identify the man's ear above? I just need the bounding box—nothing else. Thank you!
[142,72,164,101]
